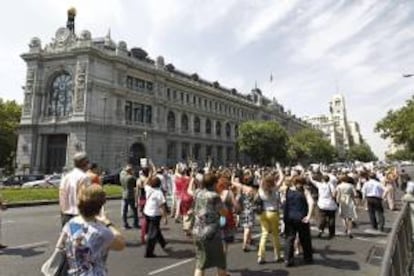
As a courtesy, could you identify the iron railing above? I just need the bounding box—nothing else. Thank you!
[381,202,413,276]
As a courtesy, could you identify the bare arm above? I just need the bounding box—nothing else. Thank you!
[187,177,195,197]
[303,189,314,223]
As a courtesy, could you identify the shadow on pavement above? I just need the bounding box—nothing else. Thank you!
[316,245,360,271]
[0,244,47,257]
[229,268,289,276]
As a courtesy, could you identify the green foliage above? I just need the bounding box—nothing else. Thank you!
[288,128,337,165]
[386,148,413,161]
[1,185,122,204]
[238,120,289,165]
[347,143,378,162]
[0,99,22,174]
[375,96,414,156]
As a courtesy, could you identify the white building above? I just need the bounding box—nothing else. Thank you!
[304,94,364,157]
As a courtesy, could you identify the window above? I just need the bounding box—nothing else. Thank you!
[145,105,152,123]
[125,101,132,122]
[133,104,143,122]
[146,81,153,91]
[167,111,176,132]
[182,143,189,160]
[206,119,212,134]
[181,114,189,133]
[235,124,239,138]
[225,123,231,138]
[167,88,171,99]
[198,97,202,107]
[186,93,190,103]
[180,92,184,103]
[48,73,73,117]
[216,121,222,137]
[194,116,201,133]
[215,102,218,111]
[126,76,133,89]
[173,90,177,100]
[193,95,196,105]
[204,99,207,108]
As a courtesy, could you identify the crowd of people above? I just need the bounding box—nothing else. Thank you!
[0,151,412,275]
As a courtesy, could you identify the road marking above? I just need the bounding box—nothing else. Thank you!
[7,241,49,249]
[148,258,193,275]
[2,220,15,224]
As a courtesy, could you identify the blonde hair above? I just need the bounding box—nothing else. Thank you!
[78,184,106,218]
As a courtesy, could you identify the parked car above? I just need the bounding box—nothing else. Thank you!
[2,174,45,186]
[21,174,61,188]
[101,169,122,185]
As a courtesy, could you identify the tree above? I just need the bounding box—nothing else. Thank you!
[375,96,414,157]
[0,99,22,174]
[238,120,288,165]
[347,143,377,162]
[288,128,337,165]
[386,149,413,161]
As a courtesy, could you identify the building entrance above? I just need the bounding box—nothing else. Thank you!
[128,142,146,168]
[46,134,67,173]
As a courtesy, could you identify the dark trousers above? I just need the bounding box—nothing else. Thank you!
[61,214,75,228]
[145,215,166,256]
[122,198,139,227]
[319,209,336,236]
[284,219,313,264]
[367,197,385,230]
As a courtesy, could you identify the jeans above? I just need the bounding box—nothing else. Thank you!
[145,215,166,256]
[367,197,384,230]
[122,198,139,227]
[258,211,282,259]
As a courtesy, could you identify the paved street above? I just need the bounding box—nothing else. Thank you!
[0,200,397,276]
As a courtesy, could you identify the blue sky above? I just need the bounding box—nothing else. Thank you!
[1,0,413,159]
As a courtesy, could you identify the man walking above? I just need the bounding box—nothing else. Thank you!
[121,165,139,229]
[361,172,385,232]
[59,152,91,227]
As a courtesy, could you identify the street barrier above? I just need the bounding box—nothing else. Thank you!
[380,202,413,276]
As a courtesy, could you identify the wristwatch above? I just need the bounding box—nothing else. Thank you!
[105,222,114,227]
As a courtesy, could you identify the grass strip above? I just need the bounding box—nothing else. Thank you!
[0,185,122,203]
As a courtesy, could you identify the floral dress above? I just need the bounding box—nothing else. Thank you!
[239,192,255,228]
[192,188,226,270]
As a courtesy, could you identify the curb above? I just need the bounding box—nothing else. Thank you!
[5,196,122,208]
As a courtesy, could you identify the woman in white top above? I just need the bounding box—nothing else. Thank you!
[309,174,337,239]
[143,176,169,258]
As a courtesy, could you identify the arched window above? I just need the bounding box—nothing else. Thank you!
[181,114,189,133]
[167,111,175,132]
[194,116,201,133]
[225,123,231,138]
[216,121,222,137]
[235,124,239,138]
[206,119,212,134]
[48,73,73,117]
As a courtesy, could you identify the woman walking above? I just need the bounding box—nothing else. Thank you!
[283,176,314,267]
[143,176,169,258]
[309,174,338,239]
[383,173,396,211]
[257,171,284,264]
[336,175,358,238]
[189,173,228,276]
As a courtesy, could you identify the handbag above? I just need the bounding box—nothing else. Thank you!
[40,247,68,276]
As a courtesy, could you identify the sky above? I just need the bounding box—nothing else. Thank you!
[1,0,413,159]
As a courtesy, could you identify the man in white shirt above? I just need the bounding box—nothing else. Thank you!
[59,152,91,227]
[361,172,385,232]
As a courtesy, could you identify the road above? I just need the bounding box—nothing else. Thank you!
[0,200,397,276]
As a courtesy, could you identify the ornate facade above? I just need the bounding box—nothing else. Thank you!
[16,11,308,173]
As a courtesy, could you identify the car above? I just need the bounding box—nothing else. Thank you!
[21,174,61,188]
[3,174,45,186]
[101,169,123,185]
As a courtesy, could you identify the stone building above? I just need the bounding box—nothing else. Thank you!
[16,9,308,174]
[303,94,364,158]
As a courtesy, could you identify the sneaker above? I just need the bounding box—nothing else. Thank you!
[274,256,284,263]
[257,258,265,265]
[285,261,294,267]
[0,244,7,250]
[348,234,354,239]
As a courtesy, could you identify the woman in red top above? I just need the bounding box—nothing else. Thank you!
[174,166,193,236]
